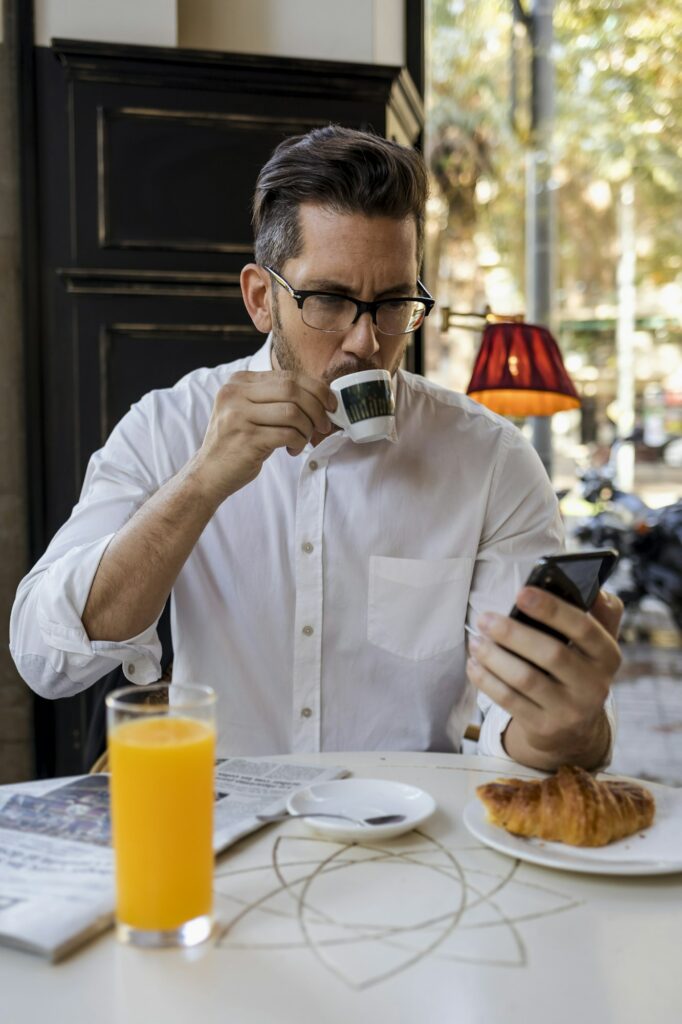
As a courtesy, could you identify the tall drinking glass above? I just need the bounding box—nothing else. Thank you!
[106,683,216,948]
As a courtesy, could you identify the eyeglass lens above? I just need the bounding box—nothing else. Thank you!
[301,295,426,335]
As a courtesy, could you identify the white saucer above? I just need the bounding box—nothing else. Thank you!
[287,778,436,842]
[463,792,682,877]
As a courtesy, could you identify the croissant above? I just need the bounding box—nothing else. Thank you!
[476,765,655,847]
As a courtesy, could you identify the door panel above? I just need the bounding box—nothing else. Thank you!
[27,40,423,775]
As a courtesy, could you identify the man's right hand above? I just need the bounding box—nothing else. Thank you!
[191,370,337,505]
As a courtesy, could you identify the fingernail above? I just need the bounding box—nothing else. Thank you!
[478,612,498,632]
[468,637,481,654]
[519,588,541,609]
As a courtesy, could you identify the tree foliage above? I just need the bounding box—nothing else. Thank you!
[427,0,682,306]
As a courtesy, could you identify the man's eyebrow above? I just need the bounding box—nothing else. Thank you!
[302,279,417,298]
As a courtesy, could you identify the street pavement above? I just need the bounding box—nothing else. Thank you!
[611,633,682,787]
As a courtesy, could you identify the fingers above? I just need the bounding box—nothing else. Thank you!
[468,634,554,708]
[231,370,337,435]
[589,589,624,640]
[215,371,338,460]
[475,610,583,688]
[466,654,544,728]
[249,399,321,448]
[255,425,317,457]
[235,368,336,412]
[296,372,338,414]
[196,369,339,500]
[470,588,622,766]
[510,587,622,675]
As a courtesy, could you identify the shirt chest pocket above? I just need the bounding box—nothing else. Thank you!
[367,556,474,661]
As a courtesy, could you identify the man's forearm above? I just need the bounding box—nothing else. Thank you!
[82,456,221,642]
[502,709,612,772]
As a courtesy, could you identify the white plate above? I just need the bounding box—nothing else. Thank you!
[463,789,682,877]
[287,778,436,842]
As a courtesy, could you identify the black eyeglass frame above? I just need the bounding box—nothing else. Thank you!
[264,266,435,335]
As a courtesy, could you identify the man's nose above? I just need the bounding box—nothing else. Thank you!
[341,312,380,360]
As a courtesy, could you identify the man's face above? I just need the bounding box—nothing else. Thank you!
[270,203,420,383]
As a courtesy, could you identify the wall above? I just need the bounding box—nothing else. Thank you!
[33,0,177,47]
[33,0,405,65]
[177,0,404,65]
[0,2,32,781]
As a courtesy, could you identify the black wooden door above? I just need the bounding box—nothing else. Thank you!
[25,40,423,775]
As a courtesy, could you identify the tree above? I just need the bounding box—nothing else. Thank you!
[427,0,682,318]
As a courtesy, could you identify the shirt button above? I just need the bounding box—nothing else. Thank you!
[308,460,318,471]
[301,707,313,718]
[127,664,135,676]
[301,541,314,554]
[302,625,314,636]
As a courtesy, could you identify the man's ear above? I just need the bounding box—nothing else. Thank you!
[240,264,272,333]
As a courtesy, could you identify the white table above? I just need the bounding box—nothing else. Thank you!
[1,753,680,1024]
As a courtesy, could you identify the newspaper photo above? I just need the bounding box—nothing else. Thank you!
[0,758,348,963]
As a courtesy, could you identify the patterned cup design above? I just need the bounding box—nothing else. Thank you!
[339,380,395,424]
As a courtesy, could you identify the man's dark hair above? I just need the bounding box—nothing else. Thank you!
[252,125,428,270]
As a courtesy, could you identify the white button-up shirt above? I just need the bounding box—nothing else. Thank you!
[12,337,583,760]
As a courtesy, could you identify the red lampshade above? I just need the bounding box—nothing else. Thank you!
[466,321,581,417]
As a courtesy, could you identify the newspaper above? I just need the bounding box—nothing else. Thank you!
[0,758,348,963]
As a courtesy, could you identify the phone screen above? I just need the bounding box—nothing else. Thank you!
[509,549,618,643]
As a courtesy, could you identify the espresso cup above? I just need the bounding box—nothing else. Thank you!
[327,369,395,443]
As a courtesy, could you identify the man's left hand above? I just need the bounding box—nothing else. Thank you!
[467,587,623,771]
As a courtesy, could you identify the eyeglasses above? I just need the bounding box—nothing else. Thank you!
[264,267,435,336]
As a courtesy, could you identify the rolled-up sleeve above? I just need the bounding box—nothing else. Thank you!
[10,396,165,699]
[470,423,616,767]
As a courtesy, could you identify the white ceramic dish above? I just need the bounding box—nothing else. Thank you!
[463,789,682,876]
[287,778,436,842]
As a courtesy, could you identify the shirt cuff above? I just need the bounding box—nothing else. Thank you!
[477,702,514,761]
[91,626,163,685]
[477,692,618,772]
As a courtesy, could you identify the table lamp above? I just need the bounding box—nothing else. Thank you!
[441,308,581,417]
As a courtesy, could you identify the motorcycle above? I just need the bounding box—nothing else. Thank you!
[572,441,682,633]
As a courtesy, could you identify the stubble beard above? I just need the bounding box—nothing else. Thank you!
[270,292,305,376]
[270,291,408,384]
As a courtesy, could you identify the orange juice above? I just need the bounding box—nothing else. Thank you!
[109,715,215,932]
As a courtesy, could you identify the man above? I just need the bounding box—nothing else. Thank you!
[10,126,621,769]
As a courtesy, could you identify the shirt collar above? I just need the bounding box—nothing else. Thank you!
[247,333,400,445]
[248,335,274,372]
